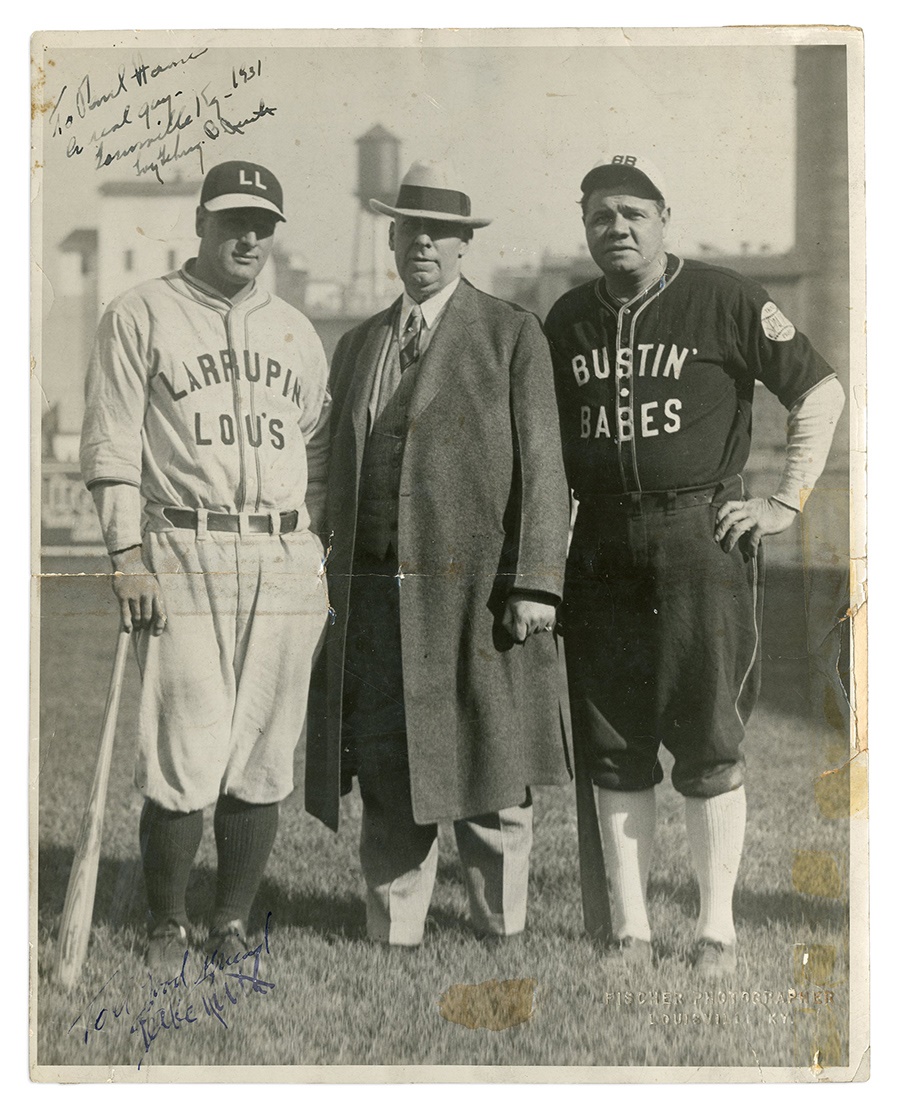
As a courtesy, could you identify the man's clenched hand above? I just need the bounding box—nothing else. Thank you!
[501,595,557,644]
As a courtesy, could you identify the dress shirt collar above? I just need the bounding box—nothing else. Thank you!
[400,276,461,331]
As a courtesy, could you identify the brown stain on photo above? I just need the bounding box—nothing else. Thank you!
[793,943,837,986]
[439,978,536,1031]
[814,753,866,819]
[792,851,842,898]
[31,59,53,119]
[795,1004,844,1074]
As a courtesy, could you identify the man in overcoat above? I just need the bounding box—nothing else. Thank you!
[306,161,571,947]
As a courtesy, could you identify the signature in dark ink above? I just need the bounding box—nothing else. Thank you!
[68,912,274,1068]
[133,133,207,185]
[202,99,277,140]
[47,52,273,185]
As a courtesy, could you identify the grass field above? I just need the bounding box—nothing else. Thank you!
[33,561,855,1075]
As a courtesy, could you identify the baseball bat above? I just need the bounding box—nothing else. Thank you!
[574,750,613,940]
[56,628,131,990]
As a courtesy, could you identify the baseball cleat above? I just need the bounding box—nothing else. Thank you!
[203,919,250,966]
[145,919,189,975]
[603,936,653,966]
[692,938,737,977]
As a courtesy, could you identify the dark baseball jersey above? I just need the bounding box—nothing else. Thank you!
[544,255,836,497]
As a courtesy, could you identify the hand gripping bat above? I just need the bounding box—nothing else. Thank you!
[56,628,131,989]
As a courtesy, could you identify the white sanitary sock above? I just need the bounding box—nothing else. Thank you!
[595,787,657,942]
[684,785,747,944]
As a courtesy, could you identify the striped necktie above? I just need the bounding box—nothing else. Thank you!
[399,304,424,372]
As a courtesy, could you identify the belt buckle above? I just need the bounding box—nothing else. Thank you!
[196,508,209,541]
[268,512,277,536]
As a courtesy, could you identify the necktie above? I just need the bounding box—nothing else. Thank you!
[399,304,424,372]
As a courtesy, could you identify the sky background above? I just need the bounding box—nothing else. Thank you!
[35,35,798,301]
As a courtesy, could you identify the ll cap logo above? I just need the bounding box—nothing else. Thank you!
[238,168,268,191]
[200,161,285,221]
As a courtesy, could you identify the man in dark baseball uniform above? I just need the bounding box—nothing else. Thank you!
[544,153,845,974]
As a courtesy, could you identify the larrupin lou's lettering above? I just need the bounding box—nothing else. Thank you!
[193,413,285,450]
[159,349,307,406]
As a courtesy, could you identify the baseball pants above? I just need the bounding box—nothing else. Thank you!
[563,477,763,798]
[134,526,328,812]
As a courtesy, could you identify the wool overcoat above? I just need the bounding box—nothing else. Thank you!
[305,279,571,830]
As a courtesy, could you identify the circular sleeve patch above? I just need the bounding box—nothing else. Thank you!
[761,300,796,342]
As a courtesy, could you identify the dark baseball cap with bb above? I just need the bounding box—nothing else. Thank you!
[580,153,667,203]
[200,161,286,222]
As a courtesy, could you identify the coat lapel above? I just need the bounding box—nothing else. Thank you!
[407,280,479,425]
[348,301,398,473]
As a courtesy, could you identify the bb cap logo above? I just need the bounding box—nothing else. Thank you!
[580,153,668,204]
[200,161,286,221]
[760,301,796,342]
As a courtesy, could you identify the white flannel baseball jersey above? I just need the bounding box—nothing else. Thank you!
[80,264,330,531]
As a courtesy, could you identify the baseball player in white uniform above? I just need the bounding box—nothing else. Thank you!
[80,161,330,972]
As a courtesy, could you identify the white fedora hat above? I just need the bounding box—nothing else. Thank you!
[370,159,492,228]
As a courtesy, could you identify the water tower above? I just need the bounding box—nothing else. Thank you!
[347,124,401,314]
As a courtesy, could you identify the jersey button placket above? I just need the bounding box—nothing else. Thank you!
[226,305,248,513]
[616,305,638,491]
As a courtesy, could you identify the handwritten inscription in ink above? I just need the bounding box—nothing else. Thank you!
[69,914,275,1069]
[47,50,276,184]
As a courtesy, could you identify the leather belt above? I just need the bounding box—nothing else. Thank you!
[576,483,724,515]
[163,507,300,535]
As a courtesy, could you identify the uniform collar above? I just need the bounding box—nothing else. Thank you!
[181,259,262,307]
[595,254,682,313]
